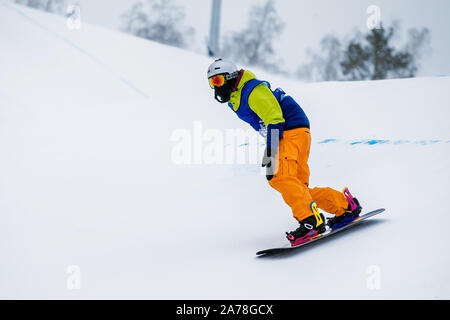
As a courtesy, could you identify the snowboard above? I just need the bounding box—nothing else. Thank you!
[256,208,385,256]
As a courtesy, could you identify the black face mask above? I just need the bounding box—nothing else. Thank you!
[214,78,237,103]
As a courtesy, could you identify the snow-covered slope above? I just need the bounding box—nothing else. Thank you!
[1,2,449,299]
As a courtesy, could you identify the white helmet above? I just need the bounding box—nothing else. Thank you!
[207,59,238,79]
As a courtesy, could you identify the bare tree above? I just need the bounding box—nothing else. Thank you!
[14,0,67,14]
[121,0,194,49]
[297,35,343,82]
[221,0,285,72]
[398,27,432,78]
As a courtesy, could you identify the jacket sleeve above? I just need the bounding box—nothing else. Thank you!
[248,84,285,152]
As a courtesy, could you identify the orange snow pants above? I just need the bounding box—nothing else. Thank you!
[268,127,348,221]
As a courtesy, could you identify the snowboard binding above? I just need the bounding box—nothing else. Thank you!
[327,187,362,230]
[286,202,326,247]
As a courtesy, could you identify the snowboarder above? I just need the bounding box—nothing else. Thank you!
[207,59,362,246]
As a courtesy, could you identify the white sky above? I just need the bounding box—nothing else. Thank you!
[76,0,450,77]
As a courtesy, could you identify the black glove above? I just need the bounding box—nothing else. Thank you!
[262,147,276,181]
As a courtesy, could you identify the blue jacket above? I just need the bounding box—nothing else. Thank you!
[228,72,310,150]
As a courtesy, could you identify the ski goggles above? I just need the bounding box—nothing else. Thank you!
[208,72,239,89]
[208,74,226,88]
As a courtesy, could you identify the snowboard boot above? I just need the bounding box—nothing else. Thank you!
[286,202,326,247]
[327,188,362,230]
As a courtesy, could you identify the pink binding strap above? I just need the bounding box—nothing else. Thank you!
[343,187,358,211]
[290,230,318,247]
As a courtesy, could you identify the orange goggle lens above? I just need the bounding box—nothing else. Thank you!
[208,75,226,88]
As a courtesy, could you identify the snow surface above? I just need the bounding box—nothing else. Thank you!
[1,3,449,299]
